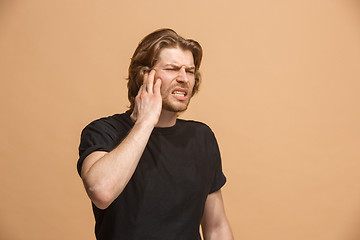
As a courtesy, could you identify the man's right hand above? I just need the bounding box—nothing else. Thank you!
[81,70,162,210]
[130,69,162,127]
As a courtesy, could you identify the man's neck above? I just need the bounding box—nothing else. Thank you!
[155,109,178,128]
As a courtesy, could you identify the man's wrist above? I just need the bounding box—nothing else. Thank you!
[133,119,156,132]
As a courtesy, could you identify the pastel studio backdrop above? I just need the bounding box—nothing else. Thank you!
[1,1,360,239]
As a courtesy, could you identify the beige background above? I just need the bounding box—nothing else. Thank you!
[1,0,360,239]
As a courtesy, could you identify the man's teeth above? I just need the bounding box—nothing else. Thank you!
[173,91,185,96]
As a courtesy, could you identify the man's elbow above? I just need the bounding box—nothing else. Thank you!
[85,183,116,210]
[202,223,234,240]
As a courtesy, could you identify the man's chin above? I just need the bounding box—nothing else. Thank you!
[162,101,190,113]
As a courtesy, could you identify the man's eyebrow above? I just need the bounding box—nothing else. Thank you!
[163,64,195,69]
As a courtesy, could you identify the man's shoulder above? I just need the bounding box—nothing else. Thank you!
[83,111,133,132]
[89,112,122,124]
[177,119,214,135]
[178,118,208,127]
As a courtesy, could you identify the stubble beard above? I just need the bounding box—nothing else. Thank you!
[161,86,193,113]
[162,97,191,113]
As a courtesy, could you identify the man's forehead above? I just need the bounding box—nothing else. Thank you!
[157,47,195,67]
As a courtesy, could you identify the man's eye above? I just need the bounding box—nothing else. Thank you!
[186,70,195,74]
[165,68,178,71]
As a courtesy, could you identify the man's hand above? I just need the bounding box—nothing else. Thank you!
[82,71,163,210]
[130,70,162,127]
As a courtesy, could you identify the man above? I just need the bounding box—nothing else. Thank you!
[77,28,233,240]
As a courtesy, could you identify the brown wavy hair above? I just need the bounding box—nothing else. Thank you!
[127,28,203,111]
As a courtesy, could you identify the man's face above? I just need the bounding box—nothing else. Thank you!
[153,47,196,113]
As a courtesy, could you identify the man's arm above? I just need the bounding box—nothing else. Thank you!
[80,70,162,210]
[201,190,234,240]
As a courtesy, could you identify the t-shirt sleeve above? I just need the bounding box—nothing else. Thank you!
[77,119,120,177]
[208,132,227,194]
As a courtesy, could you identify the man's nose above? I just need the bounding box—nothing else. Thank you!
[176,66,188,83]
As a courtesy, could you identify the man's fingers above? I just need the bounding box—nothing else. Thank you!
[142,72,149,93]
[137,84,144,96]
[154,78,162,95]
[146,70,156,94]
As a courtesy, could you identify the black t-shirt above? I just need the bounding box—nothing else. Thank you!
[77,111,226,240]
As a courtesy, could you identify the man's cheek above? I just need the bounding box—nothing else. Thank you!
[159,86,166,98]
[153,71,162,82]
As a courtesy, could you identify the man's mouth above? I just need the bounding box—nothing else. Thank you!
[171,88,189,100]
[172,90,186,97]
